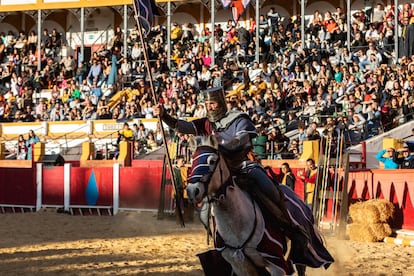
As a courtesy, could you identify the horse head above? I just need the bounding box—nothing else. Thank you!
[186,135,232,204]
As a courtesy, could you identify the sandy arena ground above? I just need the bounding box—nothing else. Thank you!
[0,210,414,276]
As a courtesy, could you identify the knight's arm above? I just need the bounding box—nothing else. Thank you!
[161,112,198,135]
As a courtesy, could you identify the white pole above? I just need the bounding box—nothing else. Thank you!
[301,0,305,48]
[113,163,120,215]
[36,163,43,211]
[394,0,398,62]
[64,163,71,212]
[37,10,41,72]
[200,3,204,34]
[211,0,215,67]
[81,7,85,63]
[167,1,171,69]
[124,5,128,57]
[347,0,351,52]
[255,0,260,62]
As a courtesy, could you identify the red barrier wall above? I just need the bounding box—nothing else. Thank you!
[119,160,164,209]
[42,166,65,206]
[0,168,36,205]
[70,167,114,206]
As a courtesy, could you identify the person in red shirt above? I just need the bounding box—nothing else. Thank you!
[297,158,318,207]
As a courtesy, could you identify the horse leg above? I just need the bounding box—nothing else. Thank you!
[221,248,258,276]
[266,261,288,276]
[295,264,306,276]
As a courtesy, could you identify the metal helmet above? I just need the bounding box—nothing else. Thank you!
[202,87,227,122]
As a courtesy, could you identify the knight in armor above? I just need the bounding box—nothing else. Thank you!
[154,86,308,255]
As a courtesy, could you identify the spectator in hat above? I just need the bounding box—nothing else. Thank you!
[394,146,414,169]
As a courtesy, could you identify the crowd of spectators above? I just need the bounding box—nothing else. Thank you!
[1,3,414,160]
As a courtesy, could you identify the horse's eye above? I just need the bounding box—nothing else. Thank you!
[207,155,217,166]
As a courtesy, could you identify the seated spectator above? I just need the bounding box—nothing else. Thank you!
[90,81,102,105]
[146,131,158,151]
[133,140,146,159]
[49,102,64,121]
[87,59,103,86]
[75,61,88,84]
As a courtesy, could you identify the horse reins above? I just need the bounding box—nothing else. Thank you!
[211,155,259,252]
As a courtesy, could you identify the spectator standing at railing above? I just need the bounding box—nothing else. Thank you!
[26,129,40,160]
[376,147,399,169]
[130,42,142,69]
[50,28,61,56]
[27,31,37,55]
[280,162,296,190]
[267,8,280,35]
[297,158,318,207]
[267,126,290,160]
[119,122,134,141]
[40,29,51,55]
[112,26,124,51]
[252,127,268,160]
[16,134,28,160]
[394,146,414,169]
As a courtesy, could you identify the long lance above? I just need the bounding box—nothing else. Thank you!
[133,6,185,227]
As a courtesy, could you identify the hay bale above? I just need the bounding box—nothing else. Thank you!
[348,222,392,242]
[349,202,381,224]
[349,199,395,224]
[349,201,364,223]
[365,199,394,222]
[369,223,392,241]
[348,223,377,242]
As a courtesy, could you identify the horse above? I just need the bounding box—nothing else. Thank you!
[186,135,294,275]
[186,135,334,276]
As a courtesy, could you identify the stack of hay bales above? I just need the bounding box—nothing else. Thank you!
[348,199,395,242]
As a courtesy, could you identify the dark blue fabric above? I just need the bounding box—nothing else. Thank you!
[188,149,214,184]
[279,185,335,269]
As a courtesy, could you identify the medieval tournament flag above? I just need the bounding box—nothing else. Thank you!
[221,0,232,8]
[222,0,251,23]
[133,0,160,36]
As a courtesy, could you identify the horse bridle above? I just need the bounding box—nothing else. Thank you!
[196,149,233,203]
